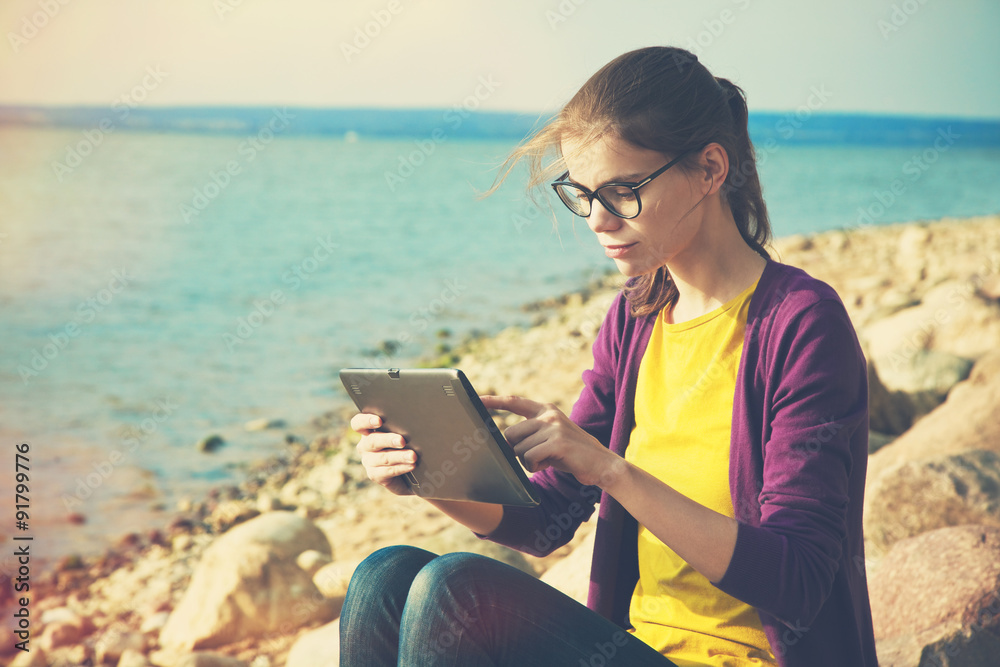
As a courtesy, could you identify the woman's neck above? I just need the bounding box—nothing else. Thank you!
[664,203,767,324]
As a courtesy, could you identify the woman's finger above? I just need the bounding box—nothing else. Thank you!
[480,395,547,418]
[356,431,407,453]
[511,430,549,461]
[362,450,417,482]
[519,441,554,474]
[350,412,382,432]
[362,447,416,468]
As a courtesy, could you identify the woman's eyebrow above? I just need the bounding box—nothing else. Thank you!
[566,171,646,187]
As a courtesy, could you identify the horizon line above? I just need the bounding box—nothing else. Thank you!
[0,103,998,123]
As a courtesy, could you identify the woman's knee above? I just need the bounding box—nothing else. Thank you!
[346,544,437,598]
[406,551,505,605]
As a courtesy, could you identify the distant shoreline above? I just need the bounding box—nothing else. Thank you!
[2,106,999,145]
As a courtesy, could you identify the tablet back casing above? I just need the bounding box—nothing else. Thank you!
[339,368,539,507]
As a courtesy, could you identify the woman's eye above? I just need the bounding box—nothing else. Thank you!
[603,187,634,203]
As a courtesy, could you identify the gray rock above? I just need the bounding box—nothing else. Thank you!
[878,348,973,398]
[197,434,225,453]
[866,351,1000,557]
[918,629,1000,667]
[866,284,1000,364]
[865,450,1000,554]
[868,430,896,456]
[869,525,1000,666]
[174,653,249,667]
[867,360,939,436]
[285,618,339,667]
[244,418,286,431]
[159,512,335,652]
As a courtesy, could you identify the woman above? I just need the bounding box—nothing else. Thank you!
[340,46,878,666]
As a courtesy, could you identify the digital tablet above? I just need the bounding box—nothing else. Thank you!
[339,368,540,507]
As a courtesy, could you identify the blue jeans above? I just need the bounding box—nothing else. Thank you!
[339,545,677,667]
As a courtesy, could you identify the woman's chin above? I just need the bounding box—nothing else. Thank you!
[613,257,663,279]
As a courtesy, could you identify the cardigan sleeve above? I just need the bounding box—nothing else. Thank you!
[714,297,868,627]
[475,292,625,556]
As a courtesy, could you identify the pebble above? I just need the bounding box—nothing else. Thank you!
[197,434,225,453]
[244,418,286,431]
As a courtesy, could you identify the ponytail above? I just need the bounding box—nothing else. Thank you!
[715,77,771,261]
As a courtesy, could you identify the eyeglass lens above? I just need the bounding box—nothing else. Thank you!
[554,183,639,218]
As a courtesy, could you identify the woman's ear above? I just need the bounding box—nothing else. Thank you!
[699,143,729,196]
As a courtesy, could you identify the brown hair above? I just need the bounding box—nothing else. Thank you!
[494,46,772,318]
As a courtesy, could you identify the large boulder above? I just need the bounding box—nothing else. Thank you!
[864,450,1000,554]
[869,525,1000,667]
[862,280,1000,369]
[867,360,939,438]
[159,512,336,651]
[865,350,1000,552]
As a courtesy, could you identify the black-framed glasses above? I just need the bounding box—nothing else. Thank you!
[550,147,699,219]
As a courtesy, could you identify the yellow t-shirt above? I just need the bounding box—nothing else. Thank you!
[625,279,776,666]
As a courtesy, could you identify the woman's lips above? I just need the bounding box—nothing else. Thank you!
[603,242,637,258]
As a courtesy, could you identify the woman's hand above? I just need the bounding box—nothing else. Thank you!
[479,395,625,488]
[350,413,417,496]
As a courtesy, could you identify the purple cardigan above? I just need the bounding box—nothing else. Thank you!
[481,261,878,667]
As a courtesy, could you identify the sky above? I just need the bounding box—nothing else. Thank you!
[0,0,998,119]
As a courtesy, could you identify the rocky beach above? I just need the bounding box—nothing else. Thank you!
[3,214,1000,667]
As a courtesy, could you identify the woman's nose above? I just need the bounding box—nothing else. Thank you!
[586,199,623,234]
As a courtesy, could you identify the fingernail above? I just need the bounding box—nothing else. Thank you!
[369,416,380,428]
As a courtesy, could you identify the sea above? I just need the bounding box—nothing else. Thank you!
[1,120,999,564]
